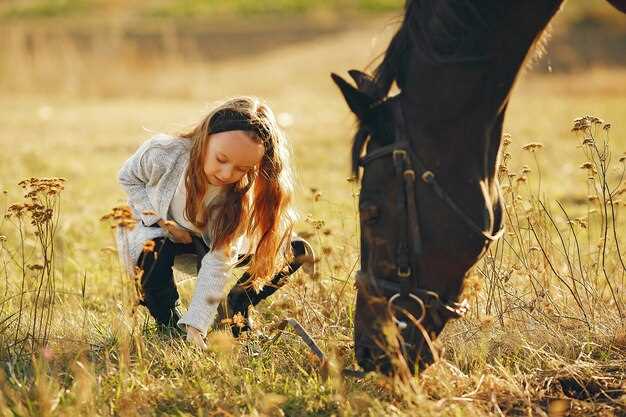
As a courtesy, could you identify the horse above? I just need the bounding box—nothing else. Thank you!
[332,0,626,375]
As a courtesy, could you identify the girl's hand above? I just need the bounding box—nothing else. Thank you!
[186,325,208,350]
[159,220,193,244]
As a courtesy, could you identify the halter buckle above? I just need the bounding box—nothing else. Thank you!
[403,169,416,180]
[421,170,435,183]
[397,266,411,278]
[393,149,407,163]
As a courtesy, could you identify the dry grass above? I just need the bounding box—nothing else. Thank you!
[0,13,625,417]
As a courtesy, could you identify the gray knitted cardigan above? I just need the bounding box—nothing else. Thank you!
[116,134,233,336]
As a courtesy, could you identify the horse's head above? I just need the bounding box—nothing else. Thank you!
[334,70,489,374]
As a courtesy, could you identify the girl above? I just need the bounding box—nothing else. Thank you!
[116,96,313,349]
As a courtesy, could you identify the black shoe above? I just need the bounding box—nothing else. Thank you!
[214,295,254,338]
[156,304,185,337]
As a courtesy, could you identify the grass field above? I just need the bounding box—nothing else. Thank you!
[1,11,626,417]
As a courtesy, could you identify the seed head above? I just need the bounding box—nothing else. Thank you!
[521,142,544,152]
[232,312,245,328]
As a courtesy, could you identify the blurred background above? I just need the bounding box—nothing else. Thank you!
[0,0,625,300]
[0,3,625,414]
[1,0,625,96]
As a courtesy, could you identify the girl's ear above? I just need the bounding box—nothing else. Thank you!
[331,73,376,121]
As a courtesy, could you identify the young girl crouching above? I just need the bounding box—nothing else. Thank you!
[116,96,313,348]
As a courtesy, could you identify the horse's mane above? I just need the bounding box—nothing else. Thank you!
[350,0,507,174]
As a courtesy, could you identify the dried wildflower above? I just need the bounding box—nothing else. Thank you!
[498,164,508,176]
[520,165,531,175]
[232,312,245,328]
[579,162,593,170]
[619,155,626,163]
[462,275,482,298]
[28,264,44,271]
[102,204,137,230]
[322,228,332,236]
[321,246,333,255]
[502,133,512,146]
[313,191,322,202]
[603,123,611,131]
[305,217,325,230]
[588,195,599,203]
[346,176,358,183]
[516,176,527,184]
[0,235,6,242]
[479,315,495,330]
[521,142,544,152]
[142,240,156,253]
[582,138,594,146]
[591,117,603,125]
[572,116,593,132]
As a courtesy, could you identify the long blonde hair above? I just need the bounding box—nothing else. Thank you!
[179,97,296,282]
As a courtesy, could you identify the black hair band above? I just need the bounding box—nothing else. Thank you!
[210,119,270,142]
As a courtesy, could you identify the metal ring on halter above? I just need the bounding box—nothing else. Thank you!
[393,149,407,159]
[387,293,427,330]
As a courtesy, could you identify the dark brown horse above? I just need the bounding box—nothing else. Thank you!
[333,0,626,375]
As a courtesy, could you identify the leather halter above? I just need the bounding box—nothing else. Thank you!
[355,93,505,326]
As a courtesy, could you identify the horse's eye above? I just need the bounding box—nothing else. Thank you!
[360,204,379,224]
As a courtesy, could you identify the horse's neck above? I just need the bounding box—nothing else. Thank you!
[400,0,563,179]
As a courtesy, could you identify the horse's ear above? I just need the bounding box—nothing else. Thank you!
[348,69,383,99]
[331,72,375,120]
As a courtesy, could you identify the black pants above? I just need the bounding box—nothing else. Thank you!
[137,235,308,327]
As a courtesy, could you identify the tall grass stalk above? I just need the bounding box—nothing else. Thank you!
[0,177,65,358]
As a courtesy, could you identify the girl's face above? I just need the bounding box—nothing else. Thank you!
[204,130,265,187]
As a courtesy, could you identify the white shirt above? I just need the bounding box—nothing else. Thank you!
[168,167,223,235]
[169,167,250,335]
